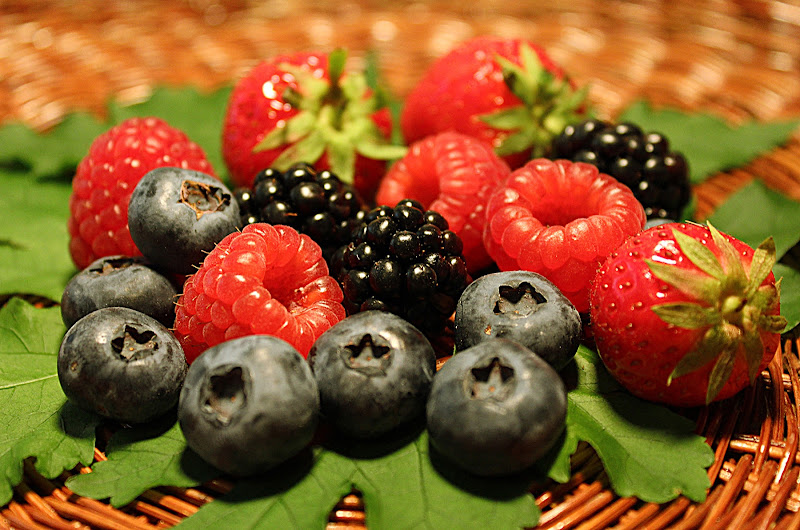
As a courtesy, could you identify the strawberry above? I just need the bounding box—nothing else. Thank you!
[590,222,787,407]
[401,36,587,169]
[221,49,404,202]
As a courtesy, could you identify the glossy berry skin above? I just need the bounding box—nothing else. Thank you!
[173,223,345,362]
[551,119,691,220]
[58,307,187,424]
[483,158,646,313]
[61,255,178,329]
[237,163,366,260]
[591,223,785,406]
[454,271,581,371]
[330,201,470,335]
[128,167,241,274]
[68,117,215,270]
[375,132,511,273]
[221,51,394,201]
[308,311,436,439]
[401,36,584,169]
[427,338,567,477]
[178,335,319,477]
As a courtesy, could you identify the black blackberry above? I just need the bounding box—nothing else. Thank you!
[330,199,469,335]
[551,119,691,220]
[235,163,367,260]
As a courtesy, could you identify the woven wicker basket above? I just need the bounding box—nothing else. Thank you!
[2,1,800,528]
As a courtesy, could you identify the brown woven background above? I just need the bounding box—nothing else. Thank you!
[2,1,800,528]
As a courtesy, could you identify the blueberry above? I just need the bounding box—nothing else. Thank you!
[454,271,581,371]
[128,167,241,274]
[60,255,177,329]
[178,335,319,476]
[57,307,187,424]
[426,338,567,476]
[308,311,436,439]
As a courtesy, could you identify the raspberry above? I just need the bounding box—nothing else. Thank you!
[67,117,215,270]
[483,159,645,313]
[173,223,346,362]
[551,119,691,220]
[236,163,366,261]
[375,132,510,274]
[330,200,470,335]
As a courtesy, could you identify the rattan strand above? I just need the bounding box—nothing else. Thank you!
[1,1,800,528]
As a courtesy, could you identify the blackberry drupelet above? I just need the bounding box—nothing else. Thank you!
[551,119,691,220]
[236,163,367,260]
[330,200,470,335]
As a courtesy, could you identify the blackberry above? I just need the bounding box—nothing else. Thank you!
[236,163,367,260]
[551,119,691,220]
[330,200,469,335]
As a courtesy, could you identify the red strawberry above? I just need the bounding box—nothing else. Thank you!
[68,117,215,270]
[221,49,404,202]
[401,36,586,169]
[173,223,346,362]
[590,222,787,406]
[375,132,511,273]
[483,159,645,313]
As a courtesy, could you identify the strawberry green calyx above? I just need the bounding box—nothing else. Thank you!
[479,43,588,158]
[252,48,407,185]
[645,222,787,404]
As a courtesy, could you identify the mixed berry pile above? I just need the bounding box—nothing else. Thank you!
[56,36,786,479]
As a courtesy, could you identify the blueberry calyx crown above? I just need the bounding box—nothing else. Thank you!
[180,180,232,220]
[342,333,392,374]
[201,365,248,426]
[111,325,158,361]
[469,356,515,400]
[89,257,135,276]
[494,282,547,316]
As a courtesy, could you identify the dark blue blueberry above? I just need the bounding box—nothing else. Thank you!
[454,271,581,371]
[426,338,567,476]
[308,311,436,439]
[60,255,177,329]
[128,167,241,274]
[178,335,319,477]
[57,307,187,424]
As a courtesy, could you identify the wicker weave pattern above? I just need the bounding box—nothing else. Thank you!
[2,1,800,528]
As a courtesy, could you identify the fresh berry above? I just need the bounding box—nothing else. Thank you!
[236,163,366,261]
[330,200,470,335]
[308,311,436,439]
[178,335,319,476]
[61,255,178,329]
[426,338,567,476]
[58,307,187,424]
[221,49,404,201]
[375,132,511,273]
[454,271,581,371]
[590,222,787,406]
[128,167,241,274]
[173,223,345,362]
[551,119,691,220]
[483,158,646,313]
[68,117,215,270]
[401,36,586,169]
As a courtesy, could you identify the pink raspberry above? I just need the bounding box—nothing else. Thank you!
[173,223,346,362]
[67,117,215,270]
[375,132,510,273]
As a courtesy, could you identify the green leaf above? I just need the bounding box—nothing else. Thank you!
[107,86,233,179]
[774,264,800,332]
[565,347,714,503]
[0,169,75,301]
[707,180,800,260]
[618,101,800,184]
[178,430,539,530]
[0,298,100,506]
[66,419,219,507]
[0,113,107,179]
